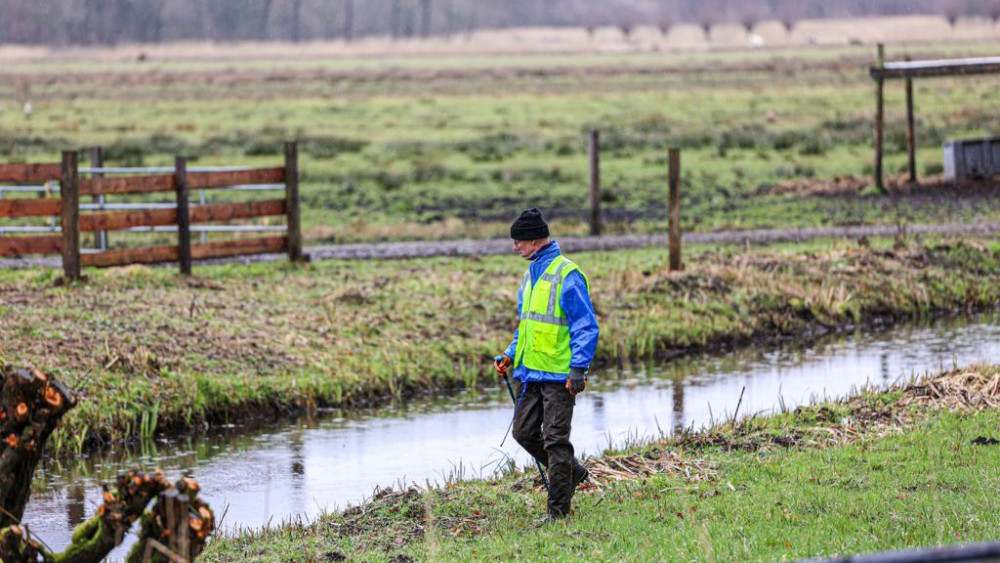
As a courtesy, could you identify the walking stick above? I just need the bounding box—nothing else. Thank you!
[500,371,550,493]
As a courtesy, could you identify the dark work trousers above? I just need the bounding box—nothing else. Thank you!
[511,379,582,517]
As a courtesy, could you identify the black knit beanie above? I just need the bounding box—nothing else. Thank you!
[510,208,550,240]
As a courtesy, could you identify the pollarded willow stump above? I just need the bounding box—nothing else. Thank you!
[0,366,215,563]
[0,366,76,530]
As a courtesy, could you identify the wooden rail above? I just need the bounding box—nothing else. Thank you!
[0,164,61,184]
[0,144,303,278]
[0,199,62,218]
[0,235,62,256]
[81,236,287,268]
[79,199,286,232]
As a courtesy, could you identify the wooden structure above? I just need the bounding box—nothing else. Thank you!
[668,148,682,272]
[588,130,602,237]
[870,45,1000,191]
[0,142,304,280]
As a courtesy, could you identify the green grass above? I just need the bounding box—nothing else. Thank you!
[3,235,1000,454]
[201,369,1000,562]
[4,43,1000,243]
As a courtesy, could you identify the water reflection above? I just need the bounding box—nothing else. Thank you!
[21,312,1000,559]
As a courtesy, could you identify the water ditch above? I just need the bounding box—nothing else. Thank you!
[21,312,1000,558]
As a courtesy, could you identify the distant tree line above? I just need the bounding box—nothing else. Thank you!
[0,0,997,46]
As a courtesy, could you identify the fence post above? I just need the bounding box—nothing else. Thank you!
[904,55,917,184]
[174,156,192,275]
[874,43,886,193]
[88,146,107,250]
[668,148,682,272]
[60,151,81,281]
[285,141,304,262]
[588,130,602,236]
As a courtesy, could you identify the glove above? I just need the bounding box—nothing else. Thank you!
[566,367,587,395]
[493,355,512,376]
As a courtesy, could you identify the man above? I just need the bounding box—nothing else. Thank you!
[494,207,600,521]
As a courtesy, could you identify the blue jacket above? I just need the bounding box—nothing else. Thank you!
[503,241,599,383]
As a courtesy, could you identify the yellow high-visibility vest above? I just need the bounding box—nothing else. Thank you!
[514,255,589,374]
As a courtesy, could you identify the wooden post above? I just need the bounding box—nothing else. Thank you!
[905,56,917,184]
[668,148,682,272]
[60,151,81,281]
[175,156,192,275]
[285,141,304,261]
[874,43,886,193]
[588,130,602,237]
[88,146,107,251]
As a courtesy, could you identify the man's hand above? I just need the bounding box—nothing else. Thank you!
[566,368,587,395]
[493,355,512,377]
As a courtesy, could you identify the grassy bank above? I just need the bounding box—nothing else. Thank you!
[4,40,1000,242]
[1,236,1000,453]
[201,367,1000,562]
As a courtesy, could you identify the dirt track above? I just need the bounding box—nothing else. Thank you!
[2,223,998,270]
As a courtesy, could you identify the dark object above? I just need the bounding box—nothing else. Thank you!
[510,208,549,241]
[943,137,1000,180]
[801,541,1000,562]
[874,44,886,192]
[285,141,304,262]
[501,375,549,493]
[971,436,1000,446]
[61,151,81,281]
[567,368,587,395]
[175,156,192,275]
[511,380,586,517]
[589,130,601,236]
[668,147,683,271]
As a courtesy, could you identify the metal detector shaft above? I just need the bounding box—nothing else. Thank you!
[502,374,550,493]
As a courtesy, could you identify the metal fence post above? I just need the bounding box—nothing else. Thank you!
[285,141,304,262]
[88,146,107,250]
[668,148,682,272]
[588,130,602,236]
[175,156,192,275]
[904,55,917,184]
[60,151,81,281]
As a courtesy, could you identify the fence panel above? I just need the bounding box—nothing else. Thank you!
[1,145,301,277]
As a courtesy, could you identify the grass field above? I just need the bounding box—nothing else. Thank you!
[2,235,1000,454]
[2,18,1000,244]
[201,367,1000,562]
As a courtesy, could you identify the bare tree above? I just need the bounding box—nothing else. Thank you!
[698,8,716,41]
[778,2,804,35]
[582,5,602,37]
[944,0,962,26]
[616,4,642,40]
[656,0,676,36]
[258,0,274,39]
[391,0,402,38]
[741,10,759,36]
[290,0,302,41]
[990,0,1000,23]
[344,0,354,41]
[420,0,432,37]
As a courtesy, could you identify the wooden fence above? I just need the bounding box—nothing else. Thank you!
[0,142,303,280]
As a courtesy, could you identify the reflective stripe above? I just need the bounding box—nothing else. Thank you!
[528,312,569,326]
[546,259,571,316]
[519,271,531,320]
